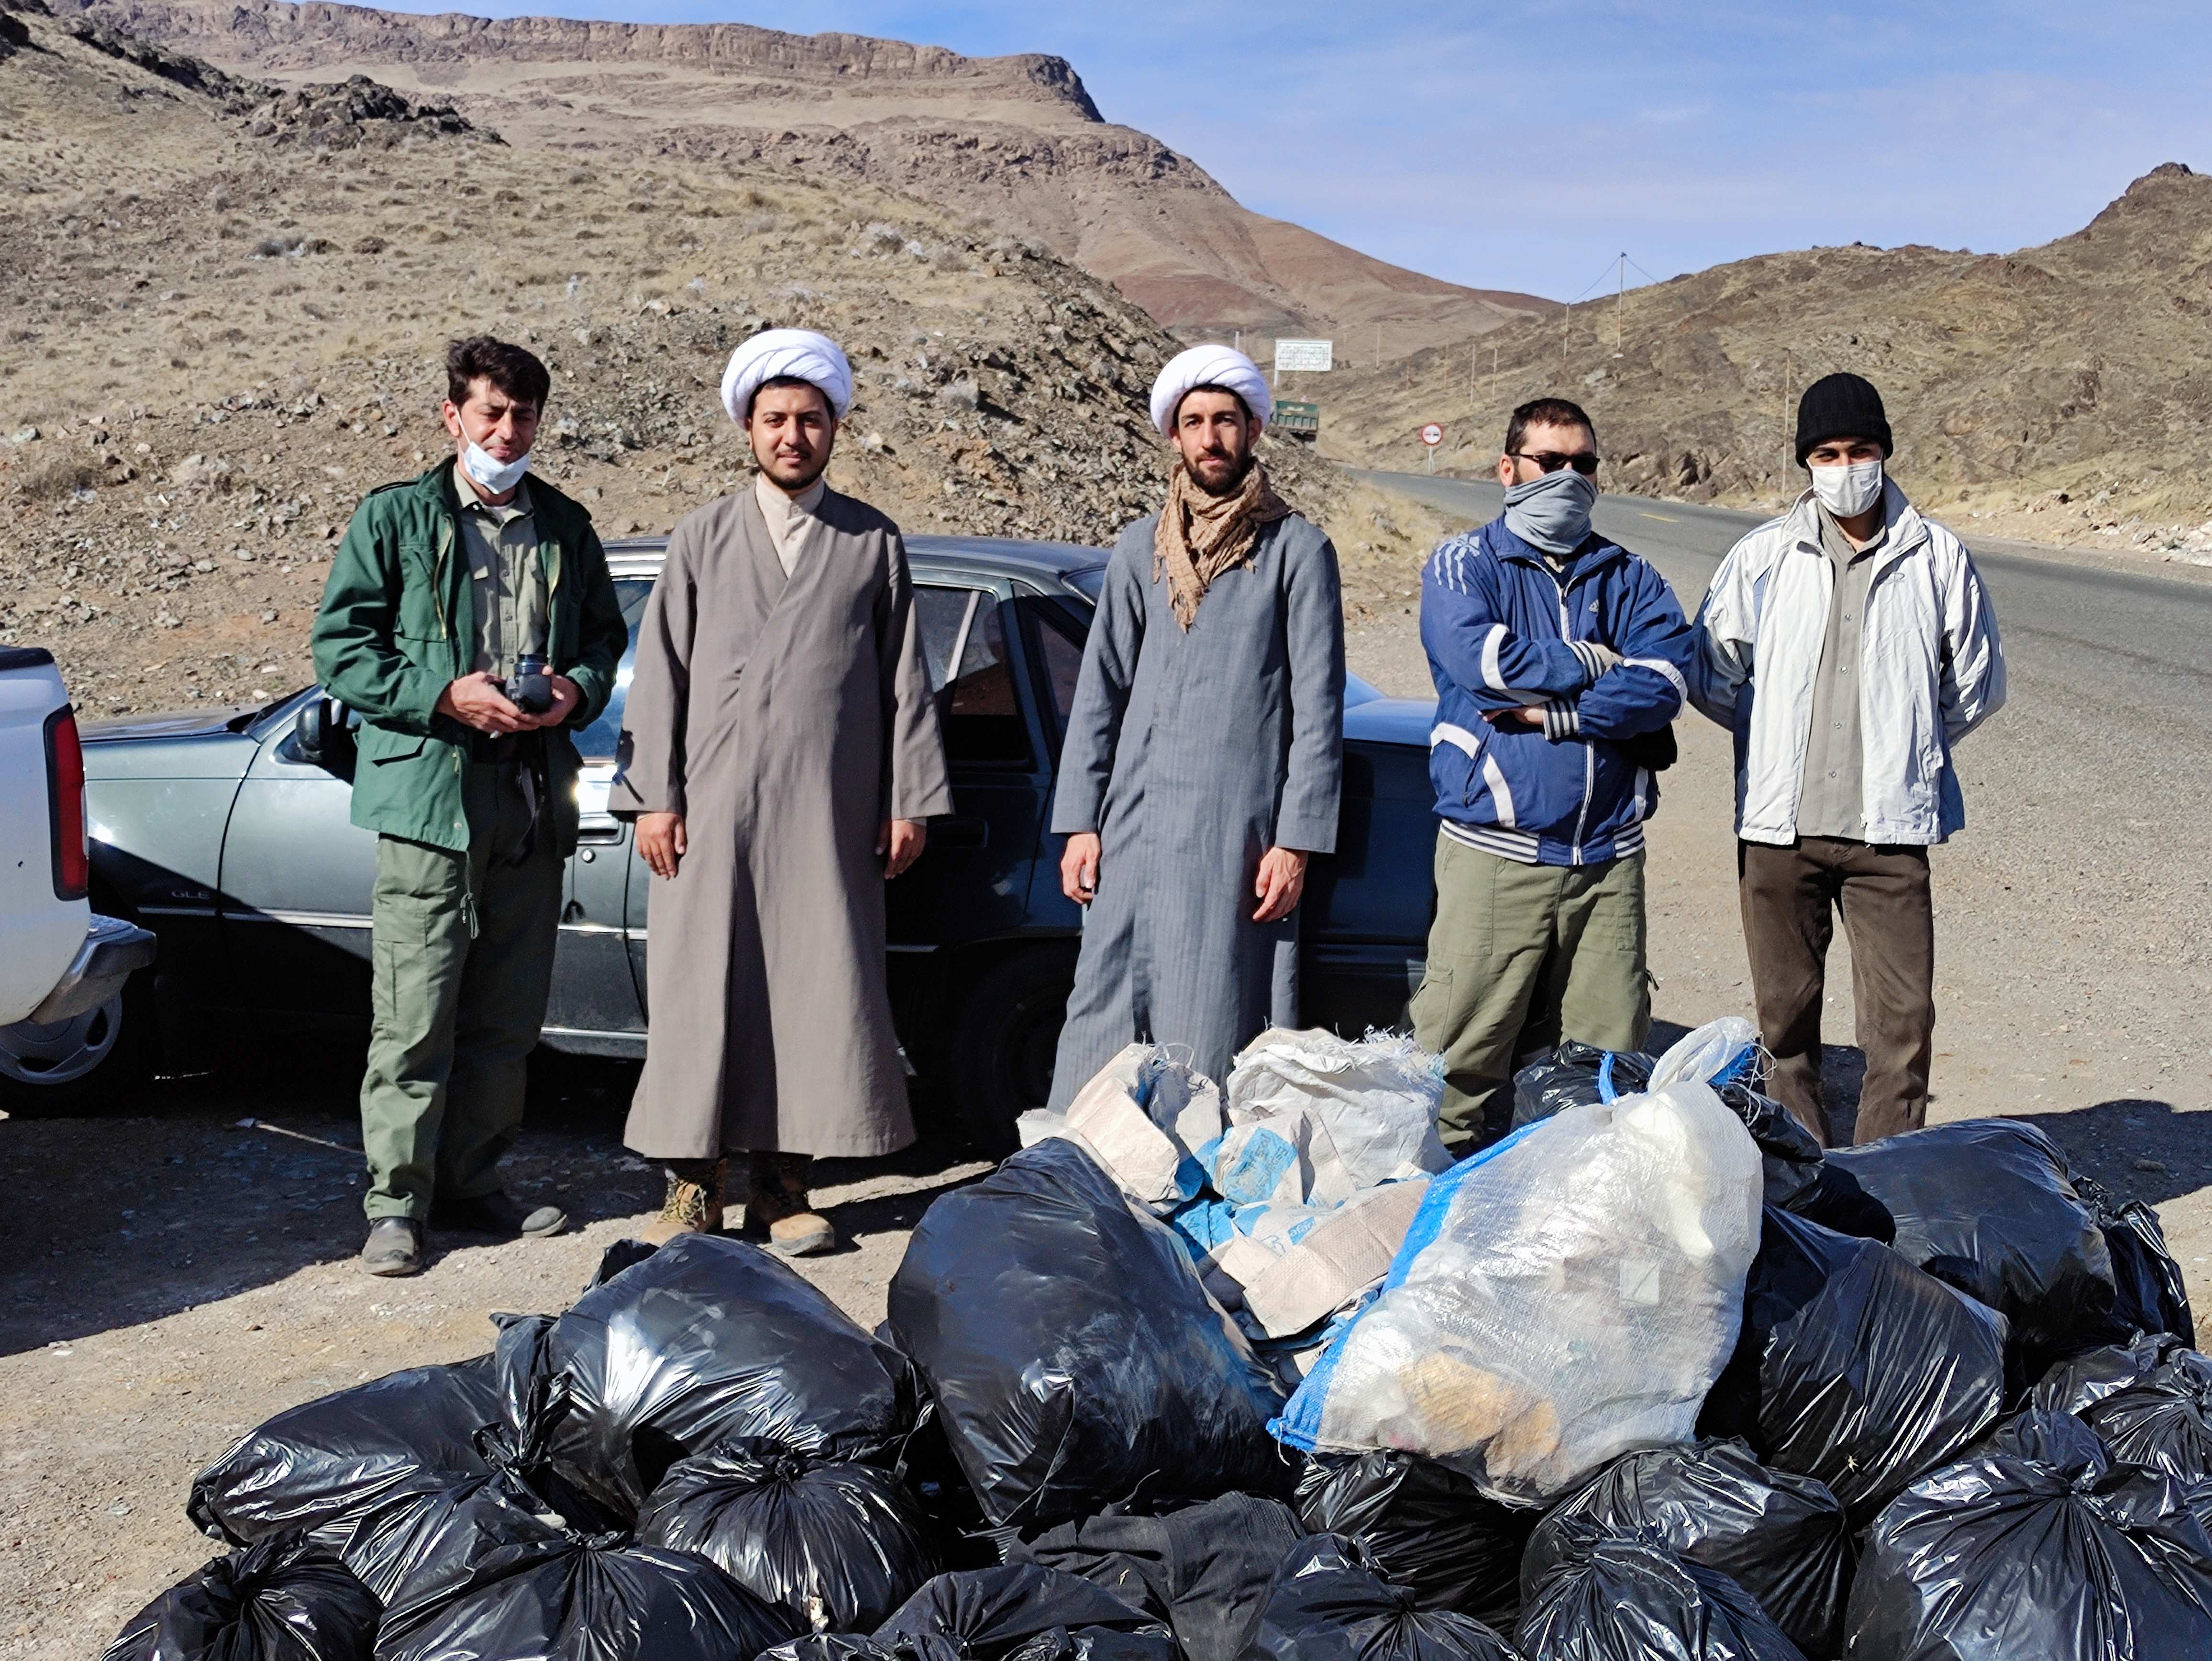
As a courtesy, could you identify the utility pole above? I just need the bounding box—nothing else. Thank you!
[1781,348,1792,475]
[1374,322,1382,368]
[1615,253,1625,357]
[1233,329,1241,354]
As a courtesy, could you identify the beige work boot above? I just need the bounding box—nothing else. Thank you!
[640,1157,726,1245]
[744,1151,836,1257]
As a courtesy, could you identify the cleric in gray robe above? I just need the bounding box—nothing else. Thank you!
[1048,344,1346,1107]
[611,328,952,1255]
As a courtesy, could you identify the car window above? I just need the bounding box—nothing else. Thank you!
[573,578,655,763]
[1035,608,1086,730]
[913,586,978,692]
[941,598,1031,766]
[1065,566,1107,605]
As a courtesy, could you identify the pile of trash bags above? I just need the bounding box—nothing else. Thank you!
[112,1017,2212,1661]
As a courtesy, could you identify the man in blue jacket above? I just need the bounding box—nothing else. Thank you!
[1410,398,1694,1150]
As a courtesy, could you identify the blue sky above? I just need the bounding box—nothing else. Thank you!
[372,0,2212,299]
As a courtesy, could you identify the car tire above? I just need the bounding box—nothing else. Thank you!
[948,944,1078,1155]
[0,970,156,1114]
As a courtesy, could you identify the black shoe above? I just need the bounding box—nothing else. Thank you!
[432,1190,569,1239]
[361,1217,424,1277]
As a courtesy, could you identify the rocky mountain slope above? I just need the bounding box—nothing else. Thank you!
[0,2,1452,716]
[59,0,1555,362]
[1316,162,2212,557]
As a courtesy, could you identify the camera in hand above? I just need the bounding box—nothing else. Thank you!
[506,652,553,717]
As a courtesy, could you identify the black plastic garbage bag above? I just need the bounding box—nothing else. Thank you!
[340,1471,570,1612]
[2035,1332,2188,1415]
[1294,1451,1533,1633]
[1510,1041,1653,1130]
[496,1233,922,1514]
[103,1532,378,1661]
[1847,1408,2212,1661]
[1006,1491,1303,1661]
[1820,1118,2115,1354]
[1515,1521,1806,1661]
[375,1525,800,1661]
[2072,1345,2212,1486]
[886,1139,1288,1527]
[1521,1439,1850,1660]
[1700,1207,2007,1525]
[636,1438,936,1633]
[765,1639,957,1661]
[875,1564,1164,1660]
[1245,1535,1517,1661]
[337,1372,630,1607]
[2079,1174,2197,1344]
[188,1356,504,1546]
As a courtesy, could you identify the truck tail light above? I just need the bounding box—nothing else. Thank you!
[44,705,88,902]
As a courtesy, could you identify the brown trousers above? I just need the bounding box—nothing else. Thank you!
[1737,838,1935,1147]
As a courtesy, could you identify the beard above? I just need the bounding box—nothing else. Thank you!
[759,447,829,492]
[1188,445,1255,497]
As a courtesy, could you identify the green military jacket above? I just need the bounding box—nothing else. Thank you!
[310,462,629,855]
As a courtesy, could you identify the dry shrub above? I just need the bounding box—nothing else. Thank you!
[14,453,103,502]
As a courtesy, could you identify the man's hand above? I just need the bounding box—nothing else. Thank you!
[1483,705,1548,728]
[437,671,528,735]
[1253,847,1310,923]
[637,812,686,880]
[879,819,927,879]
[1060,831,1101,905]
[517,673,582,731]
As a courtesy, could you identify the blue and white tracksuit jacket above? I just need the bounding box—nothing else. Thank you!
[1421,517,1694,867]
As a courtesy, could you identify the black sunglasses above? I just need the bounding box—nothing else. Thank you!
[1510,450,1601,476]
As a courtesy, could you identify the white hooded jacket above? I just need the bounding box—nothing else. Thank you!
[1689,479,2005,846]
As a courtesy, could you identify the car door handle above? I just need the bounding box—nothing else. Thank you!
[576,814,625,846]
[932,816,989,849]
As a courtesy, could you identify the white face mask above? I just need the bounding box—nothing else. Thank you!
[461,438,531,496]
[1809,457,1883,518]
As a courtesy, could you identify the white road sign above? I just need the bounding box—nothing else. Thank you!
[1274,338,1334,372]
[1420,423,1445,447]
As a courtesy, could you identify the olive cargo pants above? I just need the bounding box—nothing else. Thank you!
[1738,837,1935,1148]
[1411,833,1650,1152]
[360,760,562,1220]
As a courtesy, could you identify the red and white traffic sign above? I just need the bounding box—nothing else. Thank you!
[1420,423,1444,447]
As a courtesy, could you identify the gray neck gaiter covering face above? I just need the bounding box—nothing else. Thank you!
[1503,467,1598,557]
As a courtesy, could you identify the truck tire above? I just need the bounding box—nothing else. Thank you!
[948,944,1077,1155]
[0,969,155,1114]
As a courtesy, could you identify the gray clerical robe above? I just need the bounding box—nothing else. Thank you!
[611,485,952,1159]
[1048,509,1345,1108]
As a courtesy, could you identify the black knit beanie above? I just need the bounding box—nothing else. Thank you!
[1794,372,1892,466]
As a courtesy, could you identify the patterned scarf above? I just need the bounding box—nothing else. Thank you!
[1152,458,1291,630]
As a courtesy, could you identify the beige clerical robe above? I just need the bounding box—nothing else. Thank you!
[611,483,952,1159]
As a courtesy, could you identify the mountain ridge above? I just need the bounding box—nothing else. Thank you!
[61,0,1557,358]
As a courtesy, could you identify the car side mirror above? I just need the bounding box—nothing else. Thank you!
[293,696,356,776]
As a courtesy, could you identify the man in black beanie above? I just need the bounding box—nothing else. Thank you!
[1687,373,2006,1145]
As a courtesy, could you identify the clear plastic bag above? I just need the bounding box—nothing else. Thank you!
[1273,1081,1763,1504]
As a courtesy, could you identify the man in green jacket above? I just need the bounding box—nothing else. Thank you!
[312,336,628,1275]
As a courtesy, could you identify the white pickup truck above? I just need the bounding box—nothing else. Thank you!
[0,647,155,1105]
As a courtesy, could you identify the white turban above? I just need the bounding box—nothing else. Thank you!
[1149,343,1271,437]
[719,328,854,423]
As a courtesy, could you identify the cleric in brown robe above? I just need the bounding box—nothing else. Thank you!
[610,328,951,1255]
